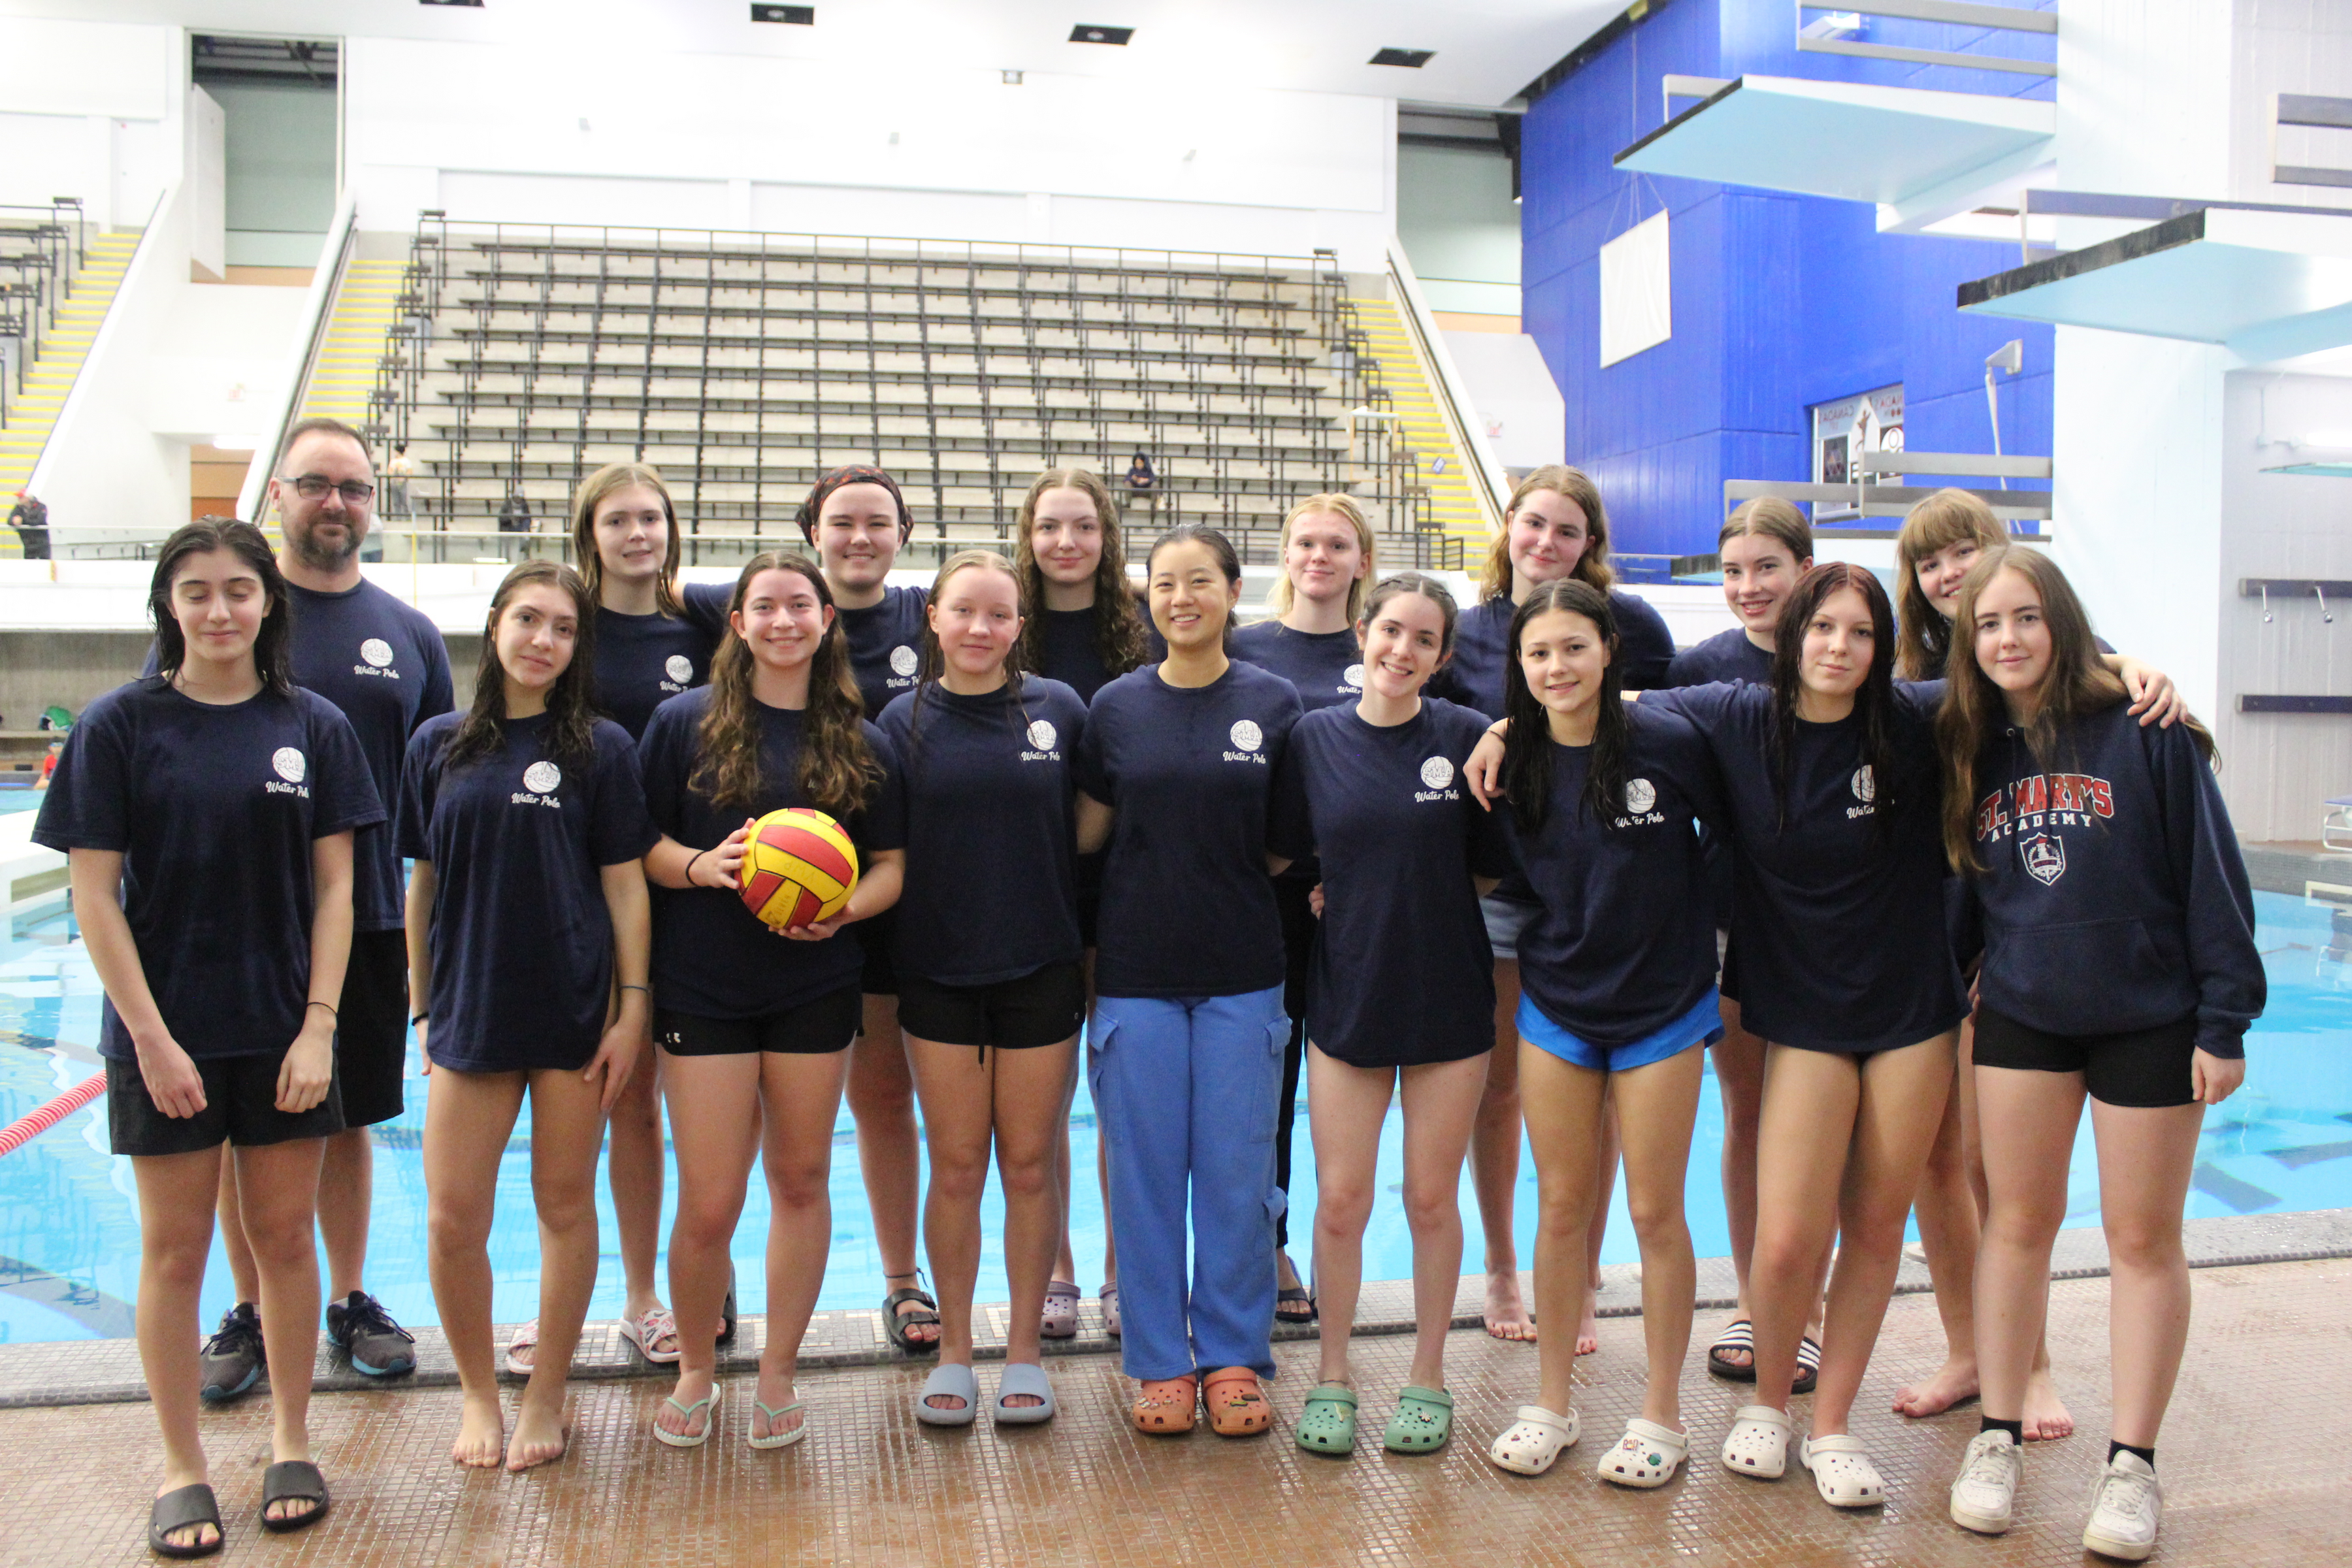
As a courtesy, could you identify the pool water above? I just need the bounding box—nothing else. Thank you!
[4,798,2349,1344]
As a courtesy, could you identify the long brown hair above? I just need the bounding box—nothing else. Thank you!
[149,517,293,696]
[1893,488,2004,680]
[570,462,683,617]
[689,551,881,818]
[1480,464,1615,602]
[1936,547,2212,873]
[1269,493,1377,625]
[1012,468,1149,676]
[1498,580,1628,833]
[442,561,601,772]
[1770,563,1898,837]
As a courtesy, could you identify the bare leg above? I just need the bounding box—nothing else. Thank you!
[1516,1041,1608,1415]
[992,1040,1079,1401]
[237,1136,329,1518]
[506,1066,612,1470]
[213,1156,261,1306]
[1478,958,1533,1340]
[2090,1098,2204,1448]
[1896,1041,1982,1419]
[134,1148,228,1552]
[1959,1028,2071,1439]
[604,1051,669,1328]
[657,1049,762,1439]
[1581,1093,1617,1356]
[1306,1047,1394,1387]
[749,1046,855,1441]
[1396,1054,1490,1391]
[1612,1047,1707,1429]
[1710,996,1766,1367]
[1972,1066,2081,1431]
[424,1066,527,1467]
[847,995,936,1346]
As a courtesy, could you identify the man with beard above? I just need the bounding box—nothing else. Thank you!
[188,418,455,1399]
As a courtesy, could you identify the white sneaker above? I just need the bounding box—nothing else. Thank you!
[1948,1428,2021,1535]
[2082,1450,2162,1561]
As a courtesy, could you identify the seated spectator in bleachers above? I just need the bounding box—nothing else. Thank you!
[498,486,534,558]
[8,489,50,560]
[1124,453,1157,493]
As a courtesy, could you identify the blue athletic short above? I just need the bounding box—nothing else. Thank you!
[1518,988,1723,1072]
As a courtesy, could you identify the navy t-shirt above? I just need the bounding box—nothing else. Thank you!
[636,687,907,1019]
[1440,587,1676,718]
[35,678,384,1062]
[1267,698,1511,1066]
[397,712,659,1071]
[1077,661,1304,998]
[594,582,733,742]
[838,585,930,717]
[1665,627,1774,689]
[1650,680,1966,1053]
[879,676,1090,987]
[1232,619,1364,713]
[1035,606,1126,704]
[1506,703,1725,1046]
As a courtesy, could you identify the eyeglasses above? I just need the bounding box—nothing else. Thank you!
[283,475,376,504]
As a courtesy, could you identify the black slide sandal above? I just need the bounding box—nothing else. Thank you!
[1275,1286,1317,1325]
[148,1484,223,1560]
[1708,1319,1757,1382]
[883,1285,941,1355]
[258,1460,330,1535]
[1792,1334,1823,1397]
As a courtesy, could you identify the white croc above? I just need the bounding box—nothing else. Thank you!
[1487,1405,1578,1476]
[1800,1433,1886,1507]
[1596,1417,1688,1489]
[2082,1450,2162,1561]
[1948,1428,2021,1535]
[1720,1404,1791,1479]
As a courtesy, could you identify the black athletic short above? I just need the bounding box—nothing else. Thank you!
[896,960,1086,1051]
[1972,1005,2198,1108]
[106,1051,345,1158]
[656,984,862,1057]
[856,909,898,996]
[337,929,410,1128]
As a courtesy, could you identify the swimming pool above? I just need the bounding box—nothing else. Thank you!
[4,789,2349,1344]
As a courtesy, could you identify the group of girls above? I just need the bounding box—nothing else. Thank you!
[48,453,2259,1565]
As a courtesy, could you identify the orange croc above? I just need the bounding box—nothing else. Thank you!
[1132,1375,1198,1435]
[1203,1367,1273,1437]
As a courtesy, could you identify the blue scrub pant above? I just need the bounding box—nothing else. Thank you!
[1090,985,1289,1381]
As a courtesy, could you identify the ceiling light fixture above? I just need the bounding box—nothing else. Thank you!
[1371,48,1434,68]
[417,1,484,8]
[1070,25,1134,45]
[1002,69,1024,84]
[750,4,815,22]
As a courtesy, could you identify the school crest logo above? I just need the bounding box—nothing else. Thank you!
[1342,663,1365,691]
[359,638,393,668]
[1230,719,1264,753]
[1852,765,1876,803]
[271,747,306,783]
[1027,719,1058,750]
[524,760,562,794]
[664,654,694,683]
[889,645,919,678]
[2022,832,2065,886]
[1420,755,1454,790]
[1625,778,1657,814]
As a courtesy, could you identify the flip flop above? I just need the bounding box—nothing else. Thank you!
[915,1362,979,1428]
[749,1399,806,1450]
[257,1460,329,1535]
[1708,1319,1756,1382]
[993,1362,1056,1425]
[147,1483,223,1560]
[883,1281,941,1356]
[1041,1281,1081,1341]
[1382,1384,1452,1454]
[1294,1382,1358,1455]
[653,1386,722,1448]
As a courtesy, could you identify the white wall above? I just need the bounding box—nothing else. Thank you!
[0,15,178,230]
[1443,330,1566,472]
[186,84,223,280]
[1397,142,1520,317]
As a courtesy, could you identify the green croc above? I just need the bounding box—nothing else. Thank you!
[1294,1382,1358,1456]
[1383,1385,1453,1454]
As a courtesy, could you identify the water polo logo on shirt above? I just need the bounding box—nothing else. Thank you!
[1027,719,1059,751]
[1852,765,1876,804]
[1342,663,1365,691]
[889,645,920,678]
[1625,777,1657,815]
[1420,755,1454,790]
[359,638,393,668]
[1230,719,1263,752]
[523,760,563,794]
[2022,832,2066,887]
[664,654,694,684]
[271,747,306,783]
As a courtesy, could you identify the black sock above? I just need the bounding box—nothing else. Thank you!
[1981,1417,2023,1445]
[2108,1440,2155,1471]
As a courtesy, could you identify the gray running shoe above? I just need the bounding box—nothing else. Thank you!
[325,1290,417,1377]
[199,1301,265,1402]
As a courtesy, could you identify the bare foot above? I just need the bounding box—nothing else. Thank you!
[451,1394,505,1467]
[154,1478,220,1554]
[655,1369,718,1439]
[505,1401,572,1471]
[752,1372,806,1441]
[1576,1287,1599,1357]
[1483,1270,1537,1343]
[2022,1367,2074,1441]
[1893,1354,1981,1419]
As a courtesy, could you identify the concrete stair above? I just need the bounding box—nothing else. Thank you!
[298,259,405,425]
[1347,297,1488,542]
[0,232,144,537]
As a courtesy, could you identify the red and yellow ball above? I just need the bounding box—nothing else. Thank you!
[738,808,860,929]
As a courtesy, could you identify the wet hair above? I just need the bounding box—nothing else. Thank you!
[1770,563,1897,838]
[1358,570,1460,661]
[1498,579,1629,834]
[794,465,913,544]
[276,416,372,471]
[1893,488,2006,680]
[906,549,1037,759]
[441,561,601,773]
[1480,464,1615,602]
[1936,547,2210,873]
[1718,495,1814,563]
[1269,494,1377,625]
[1011,468,1149,678]
[689,551,881,817]
[1145,523,1244,653]
[570,462,682,617]
[148,517,293,696]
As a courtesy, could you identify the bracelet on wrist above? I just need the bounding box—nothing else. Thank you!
[621,984,650,996]
[306,1000,338,1020]
[685,849,707,885]
[410,1011,429,1026]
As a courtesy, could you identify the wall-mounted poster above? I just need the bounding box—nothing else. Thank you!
[1810,384,1904,487]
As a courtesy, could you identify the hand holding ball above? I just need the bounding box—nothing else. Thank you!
[738,808,860,930]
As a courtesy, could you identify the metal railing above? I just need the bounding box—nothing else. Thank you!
[1381,242,1509,542]
[0,198,86,423]
[238,195,358,521]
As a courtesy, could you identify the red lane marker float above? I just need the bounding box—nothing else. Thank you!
[0,1073,105,1156]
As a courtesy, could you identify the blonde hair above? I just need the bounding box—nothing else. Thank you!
[1481,465,1614,602]
[1267,493,1377,624]
[1718,496,1814,563]
[1893,488,2006,679]
[570,462,682,617]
